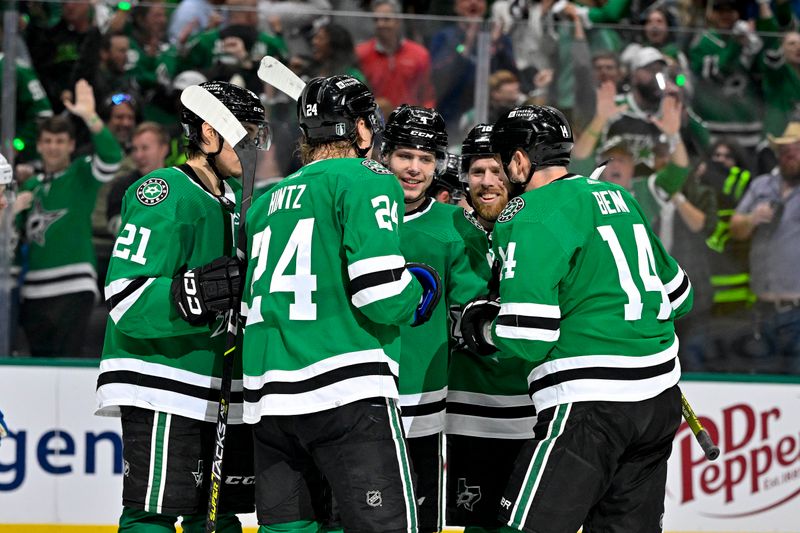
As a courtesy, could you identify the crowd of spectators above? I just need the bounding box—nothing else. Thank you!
[1,0,800,374]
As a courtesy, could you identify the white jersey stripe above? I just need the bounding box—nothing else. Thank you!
[244,349,397,388]
[663,268,686,293]
[351,270,412,308]
[243,374,400,421]
[348,254,406,279]
[499,302,561,319]
[445,413,536,439]
[25,262,97,280]
[109,278,155,323]
[495,324,560,342]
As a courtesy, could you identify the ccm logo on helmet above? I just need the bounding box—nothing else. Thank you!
[410,130,434,138]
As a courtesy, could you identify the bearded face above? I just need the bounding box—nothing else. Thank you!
[779,142,800,183]
[468,156,510,223]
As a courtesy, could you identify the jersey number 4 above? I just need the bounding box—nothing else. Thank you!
[598,224,671,321]
[249,218,318,321]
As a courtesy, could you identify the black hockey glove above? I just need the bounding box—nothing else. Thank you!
[460,295,500,356]
[406,262,442,327]
[171,257,242,326]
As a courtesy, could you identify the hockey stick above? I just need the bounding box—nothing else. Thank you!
[258,56,306,101]
[180,85,259,533]
[681,393,720,461]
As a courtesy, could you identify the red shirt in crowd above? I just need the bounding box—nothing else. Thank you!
[356,38,436,109]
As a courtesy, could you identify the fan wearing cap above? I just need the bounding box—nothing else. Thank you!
[96,80,271,533]
[688,0,764,149]
[459,105,693,532]
[240,76,441,532]
[730,123,800,373]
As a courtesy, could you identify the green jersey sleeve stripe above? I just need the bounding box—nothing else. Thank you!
[496,302,561,342]
[105,277,149,311]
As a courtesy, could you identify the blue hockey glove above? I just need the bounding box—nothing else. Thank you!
[460,295,500,356]
[406,263,442,327]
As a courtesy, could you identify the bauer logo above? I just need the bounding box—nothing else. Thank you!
[666,383,800,529]
[136,178,169,206]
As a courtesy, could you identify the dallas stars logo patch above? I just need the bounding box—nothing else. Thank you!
[25,199,67,246]
[361,159,393,175]
[137,178,169,206]
[497,196,525,223]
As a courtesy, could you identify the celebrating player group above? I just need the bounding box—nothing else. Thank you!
[95,72,695,533]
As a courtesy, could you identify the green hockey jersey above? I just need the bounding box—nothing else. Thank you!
[241,158,423,420]
[446,209,536,439]
[490,175,693,412]
[397,198,479,438]
[96,165,244,423]
[181,28,287,73]
[18,127,121,300]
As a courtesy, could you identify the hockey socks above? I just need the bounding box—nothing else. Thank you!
[258,520,323,533]
[118,507,242,533]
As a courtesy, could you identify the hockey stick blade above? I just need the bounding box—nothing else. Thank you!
[258,56,306,101]
[180,85,249,148]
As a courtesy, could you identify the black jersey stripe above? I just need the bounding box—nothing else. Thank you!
[244,362,398,402]
[401,399,447,418]
[350,267,406,294]
[496,314,560,331]
[668,272,690,304]
[446,401,537,419]
[106,278,149,312]
[528,358,677,396]
[97,370,244,403]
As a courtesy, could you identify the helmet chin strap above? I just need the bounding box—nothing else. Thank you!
[202,132,228,181]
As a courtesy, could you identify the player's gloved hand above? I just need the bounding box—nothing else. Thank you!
[406,262,442,327]
[171,256,242,326]
[460,295,500,356]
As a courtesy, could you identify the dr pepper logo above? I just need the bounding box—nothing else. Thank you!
[671,402,800,517]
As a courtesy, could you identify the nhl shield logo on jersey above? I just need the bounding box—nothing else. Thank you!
[361,159,393,175]
[136,178,169,206]
[366,490,383,507]
[497,196,525,223]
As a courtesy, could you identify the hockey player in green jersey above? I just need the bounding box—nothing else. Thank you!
[17,79,121,357]
[445,124,536,533]
[461,106,694,533]
[96,81,271,533]
[241,75,442,533]
[379,104,476,532]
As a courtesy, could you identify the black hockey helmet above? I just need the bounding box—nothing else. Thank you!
[381,104,448,175]
[297,75,383,148]
[181,81,270,149]
[459,123,496,183]
[427,152,465,203]
[491,105,573,184]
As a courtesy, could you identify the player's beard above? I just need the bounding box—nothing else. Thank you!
[471,185,509,222]
[781,159,800,184]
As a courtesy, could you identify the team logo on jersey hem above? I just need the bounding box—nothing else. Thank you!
[497,196,524,223]
[361,159,393,175]
[137,178,169,206]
